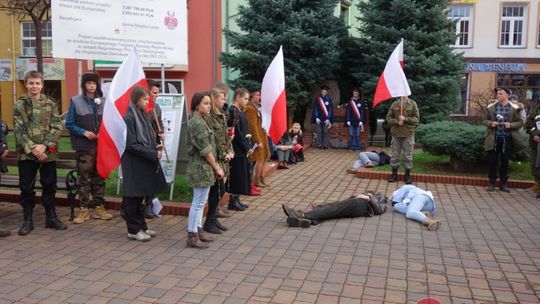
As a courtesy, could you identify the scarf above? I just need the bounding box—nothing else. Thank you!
[128,103,155,149]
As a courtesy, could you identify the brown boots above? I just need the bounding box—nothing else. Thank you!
[186,231,214,249]
[422,217,442,231]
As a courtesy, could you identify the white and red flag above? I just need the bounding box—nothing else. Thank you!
[261,46,287,144]
[372,39,411,108]
[97,50,148,179]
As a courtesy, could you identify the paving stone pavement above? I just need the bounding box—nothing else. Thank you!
[0,149,540,304]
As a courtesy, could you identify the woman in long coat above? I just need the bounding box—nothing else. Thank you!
[227,88,252,211]
[244,90,271,188]
[121,86,167,242]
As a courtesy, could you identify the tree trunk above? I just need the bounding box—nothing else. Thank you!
[34,19,44,73]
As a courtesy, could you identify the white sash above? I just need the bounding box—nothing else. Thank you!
[318,97,329,119]
[349,99,361,121]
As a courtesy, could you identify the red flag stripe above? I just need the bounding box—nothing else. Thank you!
[268,90,287,143]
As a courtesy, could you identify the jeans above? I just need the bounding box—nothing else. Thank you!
[277,149,290,162]
[316,123,329,148]
[188,187,210,232]
[353,152,380,169]
[19,160,57,209]
[349,125,360,150]
[393,194,435,222]
[123,196,148,234]
[488,136,512,183]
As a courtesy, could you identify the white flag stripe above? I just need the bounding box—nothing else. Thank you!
[384,40,411,96]
[261,46,285,131]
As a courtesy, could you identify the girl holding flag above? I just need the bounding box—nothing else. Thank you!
[345,88,366,151]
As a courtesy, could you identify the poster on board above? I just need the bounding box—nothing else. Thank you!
[51,0,187,65]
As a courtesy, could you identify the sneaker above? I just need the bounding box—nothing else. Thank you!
[73,208,90,224]
[143,229,157,237]
[93,205,113,220]
[128,231,151,242]
[286,217,311,228]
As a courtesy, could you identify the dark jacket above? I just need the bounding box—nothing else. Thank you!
[228,105,251,158]
[66,94,104,151]
[345,98,366,126]
[121,106,167,197]
[311,95,333,124]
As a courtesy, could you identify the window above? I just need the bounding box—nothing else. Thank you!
[340,1,351,26]
[537,20,540,47]
[497,74,540,103]
[453,74,469,115]
[448,5,473,47]
[500,5,527,47]
[21,21,52,57]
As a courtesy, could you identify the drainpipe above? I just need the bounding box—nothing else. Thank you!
[212,0,217,85]
[11,15,17,106]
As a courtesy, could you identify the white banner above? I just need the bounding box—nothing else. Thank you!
[51,0,187,65]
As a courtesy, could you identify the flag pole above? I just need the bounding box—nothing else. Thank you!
[152,109,170,162]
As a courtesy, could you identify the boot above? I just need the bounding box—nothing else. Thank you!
[18,207,34,236]
[93,205,113,220]
[500,182,510,193]
[215,219,228,231]
[228,196,245,211]
[203,219,222,234]
[198,230,214,242]
[404,169,412,184]
[45,206,67,230]
[0,229,11,237]
[237,199,249,209]
[186,232,209,249]
[527,182,540,191]
[487,182,495,192]
[422,217,441,231]
[250,184,261,196]
[72,207,90,224]
[388,167,398,183]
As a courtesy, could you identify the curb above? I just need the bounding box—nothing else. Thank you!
[1,161,279,216]
[351,168,534,189]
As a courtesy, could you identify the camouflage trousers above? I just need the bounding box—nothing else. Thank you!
[390,136,415,170]
[76,151,105,208]
[531,144,540,183]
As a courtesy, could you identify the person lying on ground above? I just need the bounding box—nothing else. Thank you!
[391,184,441,231]
[281,191,388,228]
[352,150,391,169]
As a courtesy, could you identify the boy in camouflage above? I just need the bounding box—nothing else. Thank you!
[65,73,112,224]
[14,71,67,236]
[385,96,420,184]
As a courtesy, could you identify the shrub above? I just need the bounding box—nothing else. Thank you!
[416,121,486,163]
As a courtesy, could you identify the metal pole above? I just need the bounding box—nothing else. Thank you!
[160,64,165,92]
[212,0,217,84]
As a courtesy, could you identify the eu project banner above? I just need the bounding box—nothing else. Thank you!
[51,0,187,65]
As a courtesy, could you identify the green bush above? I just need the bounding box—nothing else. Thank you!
[416,121,531,163]
[416,121,486,162]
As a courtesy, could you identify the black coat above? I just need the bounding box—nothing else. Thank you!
[121,108,167,197]
[227,105,251,158]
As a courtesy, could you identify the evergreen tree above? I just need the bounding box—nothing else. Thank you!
[352,0,463,122]
[221,0,347,124]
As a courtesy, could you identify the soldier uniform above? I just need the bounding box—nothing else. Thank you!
[525,102,540,191]
[65,73,112,224]
[13,92,67,235]
[385,97,420,184]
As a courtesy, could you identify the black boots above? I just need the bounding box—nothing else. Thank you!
[228,196,246,211]
[388,167,398,183]
[487,182,495,192]
[18,207,34,236]
[0,229,11,237]
[45,206,67,230]
[282,204,311,228]
[404,169,412,184]
[203,218,223,234]
[500,182,510,193]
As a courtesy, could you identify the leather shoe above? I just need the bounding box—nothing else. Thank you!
[487,182,495,192]
[228,200,245,211]
[18,221,33,236]
[215,220,228,231]
[237,200,249,208]
[500,182,510,193]
[0,229,11,237]
[217,208,233,218]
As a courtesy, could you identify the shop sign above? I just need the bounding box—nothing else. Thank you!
[0,59,12,81]
[466,62,527,73]
[16,58,65,80]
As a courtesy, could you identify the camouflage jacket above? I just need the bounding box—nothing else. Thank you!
[385,98,420,138]
[13,94,62,161]
[186,113,217,187]
[525,102,540,136]
[205,110,233,177]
